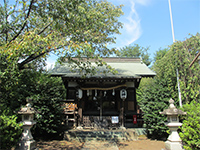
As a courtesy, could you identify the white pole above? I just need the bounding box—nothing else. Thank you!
[176,69,182,107]
[168,0,182,107]
[168,0,175,43]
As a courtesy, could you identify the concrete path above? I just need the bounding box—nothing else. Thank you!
[81,140,119,150]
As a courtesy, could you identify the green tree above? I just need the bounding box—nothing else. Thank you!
[137,78,170,139]
[153,48,169,62]
[137,33,200,139]
[172,34,200,103]
[152,33,200,104]
[117,44,151,66]
[0,0,123,72]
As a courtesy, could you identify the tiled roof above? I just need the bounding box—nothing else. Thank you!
[50,57,156,79]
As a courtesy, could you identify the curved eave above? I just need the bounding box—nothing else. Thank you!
[51,73,155,79]
[51,73,142,81]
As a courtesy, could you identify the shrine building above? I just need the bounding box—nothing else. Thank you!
[50,57,156,129]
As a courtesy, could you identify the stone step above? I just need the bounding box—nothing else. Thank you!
[64,129,138,142]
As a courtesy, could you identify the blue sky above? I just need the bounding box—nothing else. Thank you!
[108,0,200,51]
[46,0,200,69]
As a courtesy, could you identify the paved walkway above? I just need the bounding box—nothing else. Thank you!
[81,141,119,150]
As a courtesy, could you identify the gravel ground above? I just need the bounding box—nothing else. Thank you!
[36,139,165,150]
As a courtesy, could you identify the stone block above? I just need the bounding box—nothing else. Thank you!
[165,141,183,150]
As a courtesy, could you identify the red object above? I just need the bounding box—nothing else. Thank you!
[133,115,137,124]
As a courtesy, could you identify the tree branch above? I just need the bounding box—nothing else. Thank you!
[8,0,34,44]
[18,44,64,70]
[38,21,53,35]
[189,51,200,68]
[16,21,54,70]
[18,49,52,70]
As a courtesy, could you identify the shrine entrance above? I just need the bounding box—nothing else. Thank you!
[82,89,121,129]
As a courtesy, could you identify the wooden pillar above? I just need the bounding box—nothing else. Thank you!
[78,107,82,126]
[100,91,103,121]
[134,88,137,112]
[120,99,125,129]
[77,99,83,129]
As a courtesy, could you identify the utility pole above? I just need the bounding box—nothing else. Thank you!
[168,0,182,107]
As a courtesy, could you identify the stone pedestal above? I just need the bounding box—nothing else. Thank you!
[18,123,36,150]
[165,123,183,150]
[165,141,182,150]
[18,140,36,150]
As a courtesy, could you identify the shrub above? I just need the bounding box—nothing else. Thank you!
[137,78,173,140]
[1,69,66,140]
[179,101,200,150]
[0,110,22,149]
[18,71,66,140]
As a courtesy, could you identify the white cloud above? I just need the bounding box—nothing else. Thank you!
[134,0,151,6]
[112,0,143,48]
[108,0,150,6]
[124,1,142,45]
[108,0,152,49]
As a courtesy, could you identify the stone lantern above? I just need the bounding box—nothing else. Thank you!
[160,98,186,150]
[17,98,37,150]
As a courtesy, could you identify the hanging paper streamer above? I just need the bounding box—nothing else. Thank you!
[104,91,107,97]
[112,89,115,96]
[87,90,89,96]
[95,89,97,97]
[93,89,97,100]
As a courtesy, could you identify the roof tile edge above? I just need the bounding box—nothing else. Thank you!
[66,57,142,63]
